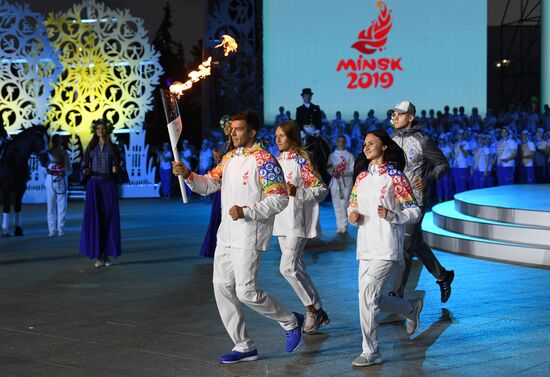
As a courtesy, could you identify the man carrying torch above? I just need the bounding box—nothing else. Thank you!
[172,110,305,363]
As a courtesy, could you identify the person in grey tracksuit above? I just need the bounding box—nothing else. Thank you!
[389,101,455,303]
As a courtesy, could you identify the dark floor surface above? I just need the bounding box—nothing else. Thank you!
[1,198,549,377]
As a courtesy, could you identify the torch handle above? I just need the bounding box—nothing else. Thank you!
[172,147,189,204]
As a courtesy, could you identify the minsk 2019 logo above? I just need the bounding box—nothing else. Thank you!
[336,1,402,89]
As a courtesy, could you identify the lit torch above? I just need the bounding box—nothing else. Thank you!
[169,35,237,98]
[161,35,238,204]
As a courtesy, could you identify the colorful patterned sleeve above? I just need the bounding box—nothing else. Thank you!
[206,152,231,183]
[296,155,325,189]
[348,171,368,211]
[254,150,288,197]
[387,164,418,209]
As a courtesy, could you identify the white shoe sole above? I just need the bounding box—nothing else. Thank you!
[407,299,423,335]
[352,357,382,367]
[304,317,330,334]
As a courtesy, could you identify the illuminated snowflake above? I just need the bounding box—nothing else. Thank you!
[0,0,61,134]
[44,0,163,153]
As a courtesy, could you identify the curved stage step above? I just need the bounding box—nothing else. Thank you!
[454,184,550,227]
[432,201,550,247]
[424,184,550,267]
[423,212,550,267]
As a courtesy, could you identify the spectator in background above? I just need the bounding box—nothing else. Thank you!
[525,102,540,134]
[472,134,491,189]
[198,139,213,175]
[483,108,497,132]
[469,107,482,132]
[541,105,550,131]
[349,111,363,142]
[458,106,468,125]
[159,142,173,199]
[364,109,379,132]
[180,139,193,170]
[42,134,72,236]
[331,111,347,140]
[180,139,195,198]
[275,106,289,126]
[519,131,536,184]
[382,110,393,130]
[285,110,292,121]
[452,130,471,193]
[496,127,517,186]
[534,128,547,183]
[436,135,453,201]
[327,135,355,236]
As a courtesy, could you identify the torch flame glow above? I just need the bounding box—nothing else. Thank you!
[169,35,237,98]
[215,35,238,57]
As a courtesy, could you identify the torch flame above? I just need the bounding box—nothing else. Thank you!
[169,35,238,98]
[215,35,238,57]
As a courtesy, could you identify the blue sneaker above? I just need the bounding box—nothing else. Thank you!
[219,349,259,364]
[285,312,305,352]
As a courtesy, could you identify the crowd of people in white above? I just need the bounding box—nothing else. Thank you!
[166,102,550,205]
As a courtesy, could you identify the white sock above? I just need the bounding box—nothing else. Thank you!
[14,212,21,227]
[2,213,8,230]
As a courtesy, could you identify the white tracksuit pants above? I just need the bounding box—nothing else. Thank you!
[213,244,298,352]
[330,181,352,233]
[358,259,413,356]
[278,236,321,310]
[45,174,68,235]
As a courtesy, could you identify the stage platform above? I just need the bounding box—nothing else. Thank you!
[1,198,549,376]
[423,185,550,267]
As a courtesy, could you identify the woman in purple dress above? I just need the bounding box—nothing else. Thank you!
[198,115,233,258]
[79,119,123,267]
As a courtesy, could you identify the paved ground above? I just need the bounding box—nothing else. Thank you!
[1,197,549,377]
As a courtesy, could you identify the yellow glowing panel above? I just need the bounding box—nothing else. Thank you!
[44,0,163,152]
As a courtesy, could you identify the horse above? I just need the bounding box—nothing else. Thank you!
[0,126,48,237]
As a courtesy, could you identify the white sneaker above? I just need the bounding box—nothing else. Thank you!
[303,309,330,333]
[352,352,382,367]
[94,260,104,268]
[406,298,423,335]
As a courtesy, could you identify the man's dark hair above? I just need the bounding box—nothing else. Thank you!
[231,110,261,132]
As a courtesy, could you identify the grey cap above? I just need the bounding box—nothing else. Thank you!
[390,100,416,116]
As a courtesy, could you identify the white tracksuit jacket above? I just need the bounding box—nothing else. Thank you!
[347,162,422,261]
[185,143,288,251]
[273,150,328,239]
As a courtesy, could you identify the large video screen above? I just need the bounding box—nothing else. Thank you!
[263,0,487,124]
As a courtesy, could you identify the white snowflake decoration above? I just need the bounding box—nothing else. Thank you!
[0,0,62,134]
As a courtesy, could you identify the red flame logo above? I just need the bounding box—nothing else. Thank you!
[352,1,392,55]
